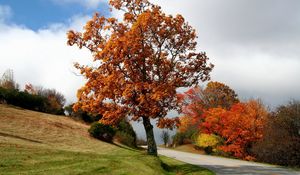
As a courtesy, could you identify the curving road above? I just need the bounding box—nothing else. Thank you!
[158,147,300,175]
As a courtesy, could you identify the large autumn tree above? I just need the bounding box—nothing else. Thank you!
[67,0,213,155]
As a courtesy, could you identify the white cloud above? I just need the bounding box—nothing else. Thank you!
[51,0,107,9]
[1,1,300,142]
[0,14,94,105]
[0,5,12,22]
[149,0,300,107]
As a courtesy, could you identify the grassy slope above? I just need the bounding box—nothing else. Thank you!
[0,104,214,175]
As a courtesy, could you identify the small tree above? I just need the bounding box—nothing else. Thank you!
[67,0,213,155]
[204,81,239,109]
[177,81,239,135]
[161,130,170,147]
[0,69,19,90]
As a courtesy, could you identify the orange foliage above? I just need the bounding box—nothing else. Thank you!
[201,100,268,160]
[67,0,213,149]
[204,81,239,109]
[24,83,37,95]
[178,115,195,133]
[178,82,239,132]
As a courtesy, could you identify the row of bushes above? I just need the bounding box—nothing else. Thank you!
[0,87,64,115]
[0,87,45,110]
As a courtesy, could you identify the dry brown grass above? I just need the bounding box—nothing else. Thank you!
[0,104,115,153]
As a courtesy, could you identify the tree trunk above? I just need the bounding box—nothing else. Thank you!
[142,116,157,156]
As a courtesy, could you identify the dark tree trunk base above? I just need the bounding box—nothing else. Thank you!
[142,116,157,156]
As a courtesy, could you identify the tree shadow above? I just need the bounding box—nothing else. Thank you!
[0,132,43,144]
[201,164,300,175]
[112,142,141,153]
[161,161,209,174]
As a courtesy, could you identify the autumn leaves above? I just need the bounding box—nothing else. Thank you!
[177,82,268,160]
[67,0,213,155]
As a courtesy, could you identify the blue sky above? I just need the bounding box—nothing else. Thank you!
[0,0,109,30]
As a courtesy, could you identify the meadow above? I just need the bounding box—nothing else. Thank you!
[0,104,214,175]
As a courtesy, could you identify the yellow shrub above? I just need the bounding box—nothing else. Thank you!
[196,133,222,148]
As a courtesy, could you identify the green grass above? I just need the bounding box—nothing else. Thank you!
[0,104,214,175]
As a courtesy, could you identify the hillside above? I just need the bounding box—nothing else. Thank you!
[0,104,213,175]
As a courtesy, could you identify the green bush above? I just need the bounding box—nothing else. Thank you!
[115,119,137,147]
[115,131,136,148]
[0,87,7,102]
[88,122,116,142]
[0,87,46,111]
[64,104,102,123]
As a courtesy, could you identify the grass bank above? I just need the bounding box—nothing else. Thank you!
[0,104,214,175]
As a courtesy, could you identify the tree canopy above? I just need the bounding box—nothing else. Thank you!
[67,0,213,155]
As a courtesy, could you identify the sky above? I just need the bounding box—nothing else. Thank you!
[1,0,300,142]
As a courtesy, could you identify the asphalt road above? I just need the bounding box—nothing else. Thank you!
[158,147,300,175]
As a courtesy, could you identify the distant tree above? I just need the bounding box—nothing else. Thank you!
[24,83,38,95]
[252,100,300,166]
[64,104,73,116]
[67,0,213,155]
[25,84,66,115]
[177,82,239,134]
[37,88,66,108]
[204,81,239,109]
[179,82,239,115]
[0,69,19,90]
[161,130,170,147]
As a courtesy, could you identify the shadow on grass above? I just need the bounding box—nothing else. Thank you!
[112,142,142,153]
[0,132,43,144]
[161,160,209,174]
